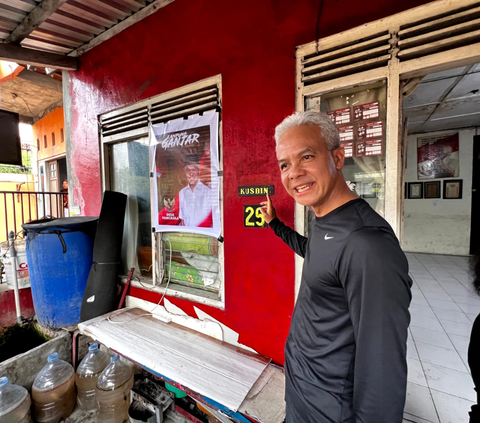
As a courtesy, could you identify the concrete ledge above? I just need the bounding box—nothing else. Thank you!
[0,329,71,390]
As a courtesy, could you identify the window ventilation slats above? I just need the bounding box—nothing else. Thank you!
[150,86,219,125]
[301,32,391,86]
[100,84,220,143]
[101,107,149,139]
[150,87,218,113]
[398,4,480,61]
[302,55,391,85]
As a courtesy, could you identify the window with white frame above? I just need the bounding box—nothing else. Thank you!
[100,75,224,305]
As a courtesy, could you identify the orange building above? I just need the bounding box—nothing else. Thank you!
[33,107,67,194]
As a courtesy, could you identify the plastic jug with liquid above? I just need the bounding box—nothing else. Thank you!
[32,352,76,423]
[76,342,109,410]
[0,376,32,423]
[96,353,134,423]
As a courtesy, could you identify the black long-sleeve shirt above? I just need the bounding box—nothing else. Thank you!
[270,198,412,423]
[469,313,480,422]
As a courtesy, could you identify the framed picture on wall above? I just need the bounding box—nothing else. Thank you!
[443,179,463,199]
[424,181,441,199]
[408,182,423,199]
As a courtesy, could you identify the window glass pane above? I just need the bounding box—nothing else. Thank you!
[111,138,152,278]
[162,233,220,293]
[306,80,387,235]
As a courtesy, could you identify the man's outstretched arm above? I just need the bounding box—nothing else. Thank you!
[260,193,308,258]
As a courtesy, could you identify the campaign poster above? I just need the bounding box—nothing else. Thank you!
[150,111,221,238]
[417,133,459,180]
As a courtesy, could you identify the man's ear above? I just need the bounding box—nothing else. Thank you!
[332,146,345,170]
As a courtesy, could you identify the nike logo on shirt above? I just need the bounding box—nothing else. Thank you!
[324,234,334,240]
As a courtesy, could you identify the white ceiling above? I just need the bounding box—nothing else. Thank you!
[403,63,480,134]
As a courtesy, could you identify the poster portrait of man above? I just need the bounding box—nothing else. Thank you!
[150,112,221,238]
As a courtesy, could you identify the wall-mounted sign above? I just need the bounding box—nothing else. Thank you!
[327,108,351,125]
[238,185,274,197]
[354,101,380,121]
[243,205,266,228]
[341,142,353,158]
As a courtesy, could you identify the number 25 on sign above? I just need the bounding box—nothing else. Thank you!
[243,205,266,228]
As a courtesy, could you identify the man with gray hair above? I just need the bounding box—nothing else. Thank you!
[260,111,411,422]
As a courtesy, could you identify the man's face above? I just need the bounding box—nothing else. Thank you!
[185,165,199,186]
[276,125,344,213]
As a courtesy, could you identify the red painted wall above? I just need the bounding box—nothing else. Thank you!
[68,0,431,364]
[0,288,35,329]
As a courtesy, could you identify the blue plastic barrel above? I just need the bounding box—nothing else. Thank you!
[22,217,98,328]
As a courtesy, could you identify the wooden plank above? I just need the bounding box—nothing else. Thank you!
[70,0,175,57]
[297,0,478,58]
[20,37,73,54]
[302,33,390,67]
[302,67,388,97]
[303,45,390,76]
[398,5,480,39]
[302,55,390,84]
[398,17,480,49]
[52,9,105,33]
[399,43,480,79]
[61,2,118,28]
[17,67,62,91]
[0,3,27,22]
[79,308,271,412]
[0,41,77,70]
[0,0,35,13]
[398,28,480,60]
[5,0,68,44]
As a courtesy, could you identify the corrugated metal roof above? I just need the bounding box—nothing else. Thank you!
[0,0,171,57]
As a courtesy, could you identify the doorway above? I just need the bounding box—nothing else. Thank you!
[401,63,480,256]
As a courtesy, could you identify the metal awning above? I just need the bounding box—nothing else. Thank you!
[0,0,174,69]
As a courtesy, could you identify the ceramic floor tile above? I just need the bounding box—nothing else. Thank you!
[456,303,480,315]
[426,299,461,311]
[412,296,430,307]
[411,314,444,332]
[430,389,474,423]
[407,358,428,387]
[411,273,437,281]
[403,414,436,423]
[422,362,476,402]
[448,334,470,353]
[422,291,453,302]
[450,295,480,306]
[433,309,472,325]
[467,313,478,324]
[404,382,439,423]
[440,320,473,337]
[411,304,437,318]
[415,342,467,373]
[442,286,474,297]
[419,285,450,294]
[416,280,443,289]
[410,326,454,349]
[407,337,420,360]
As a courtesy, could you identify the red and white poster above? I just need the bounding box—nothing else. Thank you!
[341,142,353,158]
[417,133,459,180]
[354,102,380,121]
[357,121,383,139]
[365,139,383,156]
[338,125,354,142]
[356,141,365,157]
[150,111,221,237]
[327,108,351,125]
